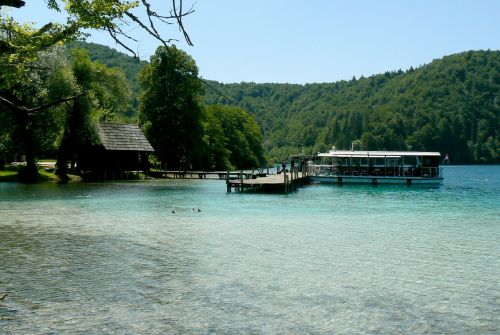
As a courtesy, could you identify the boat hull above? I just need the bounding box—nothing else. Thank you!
[310,175,443,185]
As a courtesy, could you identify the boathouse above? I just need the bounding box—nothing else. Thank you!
[79,123,154,180]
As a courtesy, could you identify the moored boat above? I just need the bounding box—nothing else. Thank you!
[308,149,443,185]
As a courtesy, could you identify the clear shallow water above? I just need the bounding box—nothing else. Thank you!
[0,166,499,334]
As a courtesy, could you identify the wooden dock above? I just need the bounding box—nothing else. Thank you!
[149,168,310,193]
[226,169,310,193]
[150,170,269,180]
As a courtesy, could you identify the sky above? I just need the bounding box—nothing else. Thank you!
[7,0,500,84]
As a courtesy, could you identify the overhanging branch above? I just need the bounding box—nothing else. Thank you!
[172,0,193,46]
[28,94,83,114]
[0,93,83,115]
[106,26,138,58]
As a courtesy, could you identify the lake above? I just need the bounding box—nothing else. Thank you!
[1,166,499,334]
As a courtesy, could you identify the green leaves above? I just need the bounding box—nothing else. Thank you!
[203,105,266,170]
[70,48,131,121]
[138,45,203,169]
[64,0,139,29]
[0,17,79,97]
[138,45,266,170]
[203,51,500,164]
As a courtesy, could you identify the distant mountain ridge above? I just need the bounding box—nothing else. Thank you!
[69,42,499,163]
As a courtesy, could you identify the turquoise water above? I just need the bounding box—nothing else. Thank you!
[0,166,499,334]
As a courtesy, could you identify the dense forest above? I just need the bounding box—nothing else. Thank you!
[73,43,499,164]
[203,51,499,164]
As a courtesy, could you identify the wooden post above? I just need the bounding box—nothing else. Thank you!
[283,170,287,192]
[226,170,231,192]
[294,168,298,189]
[240,170,243,189]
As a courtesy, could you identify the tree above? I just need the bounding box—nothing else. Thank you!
[138,45,203,169]
[0,45,75,181]
[199,106,231,170]
[202,51,499,163]
[0,0,194,181]
[205,105,266,170]
[55,48,131,179]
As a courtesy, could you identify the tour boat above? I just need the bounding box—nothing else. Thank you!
[308,149,443,185]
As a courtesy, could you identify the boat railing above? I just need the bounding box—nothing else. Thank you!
[309,164,441,178]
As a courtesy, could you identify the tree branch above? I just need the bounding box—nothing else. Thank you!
[0,95,24,113]
[172,0,193,46]
[28,94,83,114]
[141,0,162,42]
[112,0,194,53]
[0,94,83,115]
[123,10,172,47]
[106,26,138,58]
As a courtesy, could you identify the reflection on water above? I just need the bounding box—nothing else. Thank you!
[0,166,499,334]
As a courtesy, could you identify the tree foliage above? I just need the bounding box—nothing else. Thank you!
[74,43,498,164]
[55,48,131,178]
[45,0,194,56]
[67,41,147,118]
[138,45,203,169]
[203,51,500,164]
[0,45,74,181]
[138,46,266,170]
[65,43,499,164]
[201,105,266,170]
[0,0,194,181]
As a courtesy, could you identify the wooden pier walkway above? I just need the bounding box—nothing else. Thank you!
[150,170,269,180]
[226,169,310,193]
[149,168,310,193]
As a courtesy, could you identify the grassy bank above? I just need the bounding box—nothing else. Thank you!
[0,164,81,183]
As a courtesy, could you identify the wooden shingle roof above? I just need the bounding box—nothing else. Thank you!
[96,123,154,152]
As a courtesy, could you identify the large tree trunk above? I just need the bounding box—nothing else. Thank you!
[56,98,84,181]
[18,117,39,183]
[20,144,38,183]
[55,141,70,181]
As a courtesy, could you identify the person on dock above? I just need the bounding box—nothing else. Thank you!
[281,161,286,173]
[300,159,306,173]
[443,153,450,164]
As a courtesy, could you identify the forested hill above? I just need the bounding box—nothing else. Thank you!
[67,41,147,117]
[72,42,499,163]
[203,51,499,163]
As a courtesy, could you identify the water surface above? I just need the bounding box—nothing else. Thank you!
[1,166,499,334]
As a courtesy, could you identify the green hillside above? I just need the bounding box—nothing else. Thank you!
[71,42,499,163]
[67,41,147,118]
[204,51,499,163]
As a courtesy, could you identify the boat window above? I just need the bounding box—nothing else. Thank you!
[423,156,440,167]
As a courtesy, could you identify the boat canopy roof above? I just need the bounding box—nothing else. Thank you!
[317,150,441,158]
